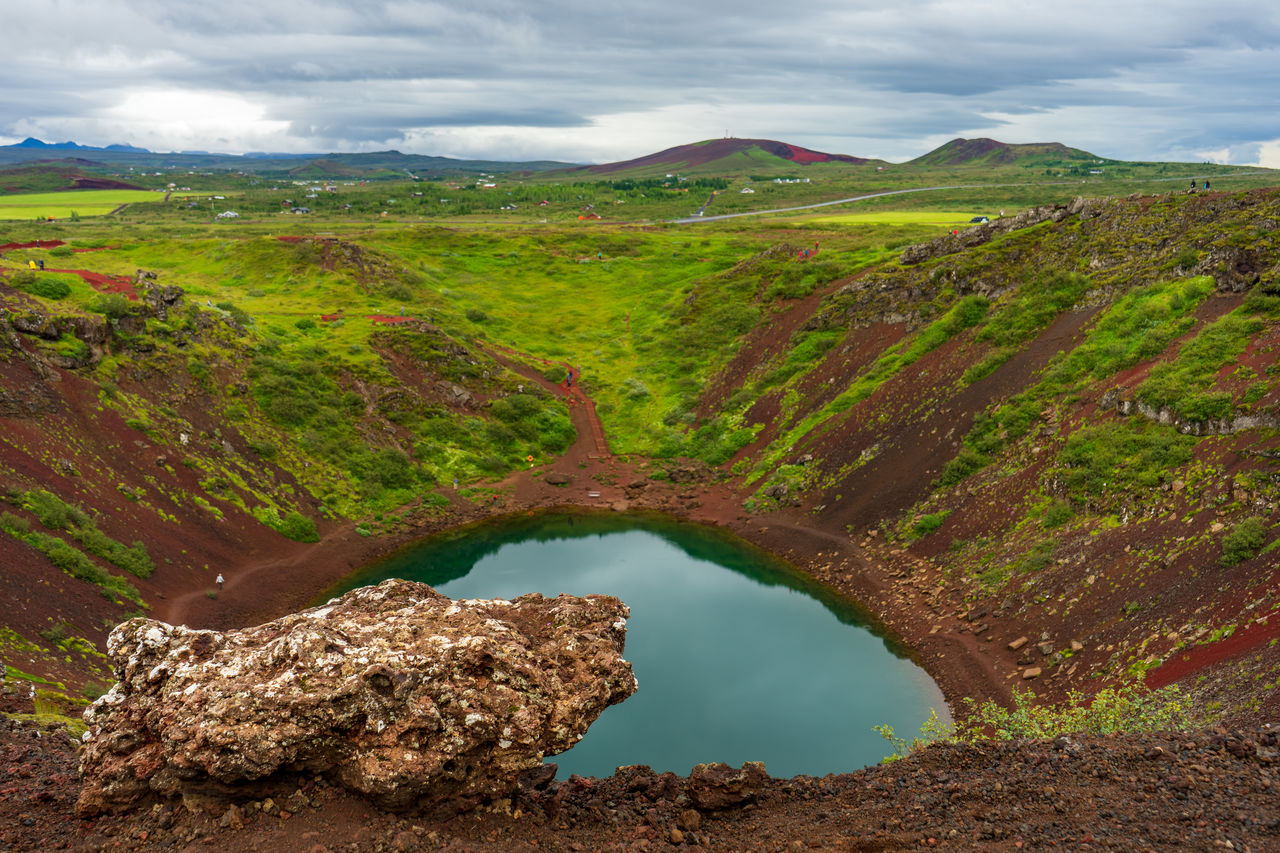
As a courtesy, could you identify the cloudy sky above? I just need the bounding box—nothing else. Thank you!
[3,0,1278,166]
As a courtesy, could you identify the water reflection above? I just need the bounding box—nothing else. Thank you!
[325,512,948,777]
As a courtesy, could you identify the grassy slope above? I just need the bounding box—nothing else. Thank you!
[0,169,1277,722]
[706,188,1280,712]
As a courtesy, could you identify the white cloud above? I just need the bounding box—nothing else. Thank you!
[1,0,1279,164]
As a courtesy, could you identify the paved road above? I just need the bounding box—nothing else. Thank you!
[669,169,1273,225]
[669,185,979,224]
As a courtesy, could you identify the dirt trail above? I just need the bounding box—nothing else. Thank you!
[484,343,610,457]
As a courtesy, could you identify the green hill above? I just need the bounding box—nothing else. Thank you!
[910,137,1108,168]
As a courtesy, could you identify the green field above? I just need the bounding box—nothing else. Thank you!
[800,210,986,226]
[0,190,161,221]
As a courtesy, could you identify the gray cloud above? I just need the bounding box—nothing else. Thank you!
[2,0,1278,164]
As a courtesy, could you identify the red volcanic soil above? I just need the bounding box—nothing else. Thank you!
[1,261,1277,849]
[68,177,143,191]
[0,240,67,251]
[583,138,876,174]
[1,241,113,254]
[3,345,1278,851]
[1148,618,1280,688]
[45,268,137,298]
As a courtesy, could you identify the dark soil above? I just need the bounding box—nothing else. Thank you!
[2,706,1277,852]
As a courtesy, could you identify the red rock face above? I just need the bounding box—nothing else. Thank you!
[77,579,636,815]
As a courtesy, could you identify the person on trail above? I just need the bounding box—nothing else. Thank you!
[1204,180,1211,190]
[1191,179,1197,189]
[216,573,224,591]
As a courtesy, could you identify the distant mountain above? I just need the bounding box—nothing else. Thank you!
[574,138,885,177]
[0,138,576,177]
[12,137,150,154]
[910,138,1103,167]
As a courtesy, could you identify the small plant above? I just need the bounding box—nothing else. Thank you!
[39,621,71,645]
[876,684,1197,762]
[1220,517,1267,566]
[911,511,949,539]
[91,293,132,319]
[278,511,320,543]
[1042,499,1073,529]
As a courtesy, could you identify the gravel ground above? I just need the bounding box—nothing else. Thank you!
[2,708,1276,853]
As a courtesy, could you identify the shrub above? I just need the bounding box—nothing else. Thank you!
[1220,517,1267,566]
[0,512,30,534]
[1042,500,1073,529]
[13,273,71,300]
[622,377,651,400]
[295,318,317,331]
[957,684,1198,740]
[92,293,132,319]
[24,490,89,530]
[875,683,1197,762]
[937,448,988,487]
[911,511,949,539]
[278,511,319,543]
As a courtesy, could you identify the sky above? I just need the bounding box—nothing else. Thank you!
[3,0,1279,167]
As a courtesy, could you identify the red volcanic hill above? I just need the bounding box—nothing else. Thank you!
[578,138,882,175]
[0,161,144,193]
[909,137,1101,167]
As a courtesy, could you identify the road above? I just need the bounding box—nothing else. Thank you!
[669,185,979,224]
[669,169,1273,225]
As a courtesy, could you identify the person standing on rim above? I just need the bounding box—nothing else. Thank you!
[216,573,224,591]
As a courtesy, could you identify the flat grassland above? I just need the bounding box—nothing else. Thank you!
[0,189,160,220]
[799,210,982,225]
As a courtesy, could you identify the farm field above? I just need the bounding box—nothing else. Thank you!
[0,189,160,220]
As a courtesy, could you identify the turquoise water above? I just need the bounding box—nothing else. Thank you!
[325,512,948,778]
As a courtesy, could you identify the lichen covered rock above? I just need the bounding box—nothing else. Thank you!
[77,579,636,815]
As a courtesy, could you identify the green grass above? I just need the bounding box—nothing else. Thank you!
[1137,309,1267,421]
[944,277,1216,488]
[0,515,144,606]
[0,189,159,220]
[747,292,990,481]
[803,211,988,226]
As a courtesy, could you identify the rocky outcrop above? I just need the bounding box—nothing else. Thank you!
[1099,388,1280,436]
[77,579,637,816]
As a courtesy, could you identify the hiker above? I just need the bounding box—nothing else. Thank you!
[1204,180,1211,190]
[28,260,36,270]
[37,259,44,270]
[216,573,224,591]
[1190,179,1197,189]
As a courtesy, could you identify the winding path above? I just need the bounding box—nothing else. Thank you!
[483,343,610,458]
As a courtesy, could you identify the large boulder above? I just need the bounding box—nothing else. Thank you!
[77,579,637,815]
